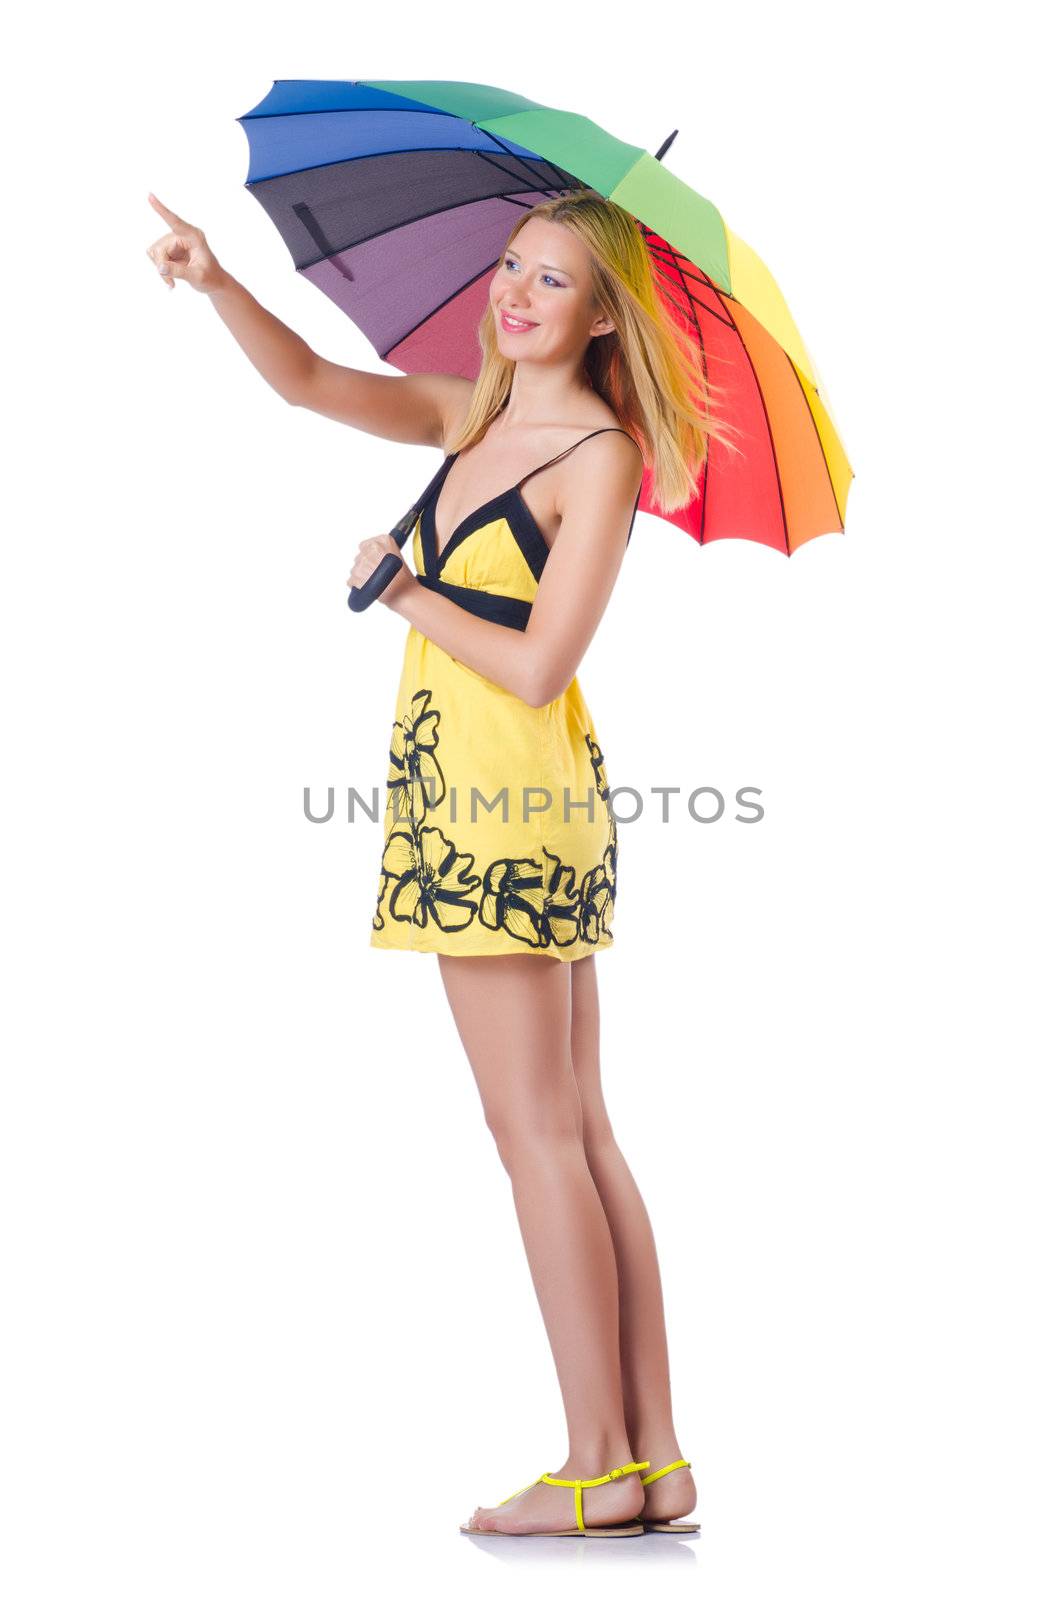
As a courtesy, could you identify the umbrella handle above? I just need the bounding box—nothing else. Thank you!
[346,452,454,613]
[347,553,404,612]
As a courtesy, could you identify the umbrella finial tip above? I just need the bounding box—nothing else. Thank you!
[654,129,679,163]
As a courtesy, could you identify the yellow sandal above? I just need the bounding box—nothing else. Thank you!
[638,1458,700,1532]
[460,1457,651,1537]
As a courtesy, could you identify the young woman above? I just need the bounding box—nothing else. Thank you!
[146,186,724,1537]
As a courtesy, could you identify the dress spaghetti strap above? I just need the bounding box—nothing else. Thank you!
[515,427,642,547]
[514,427,641,488]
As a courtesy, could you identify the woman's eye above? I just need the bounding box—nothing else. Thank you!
[503,258,561,287]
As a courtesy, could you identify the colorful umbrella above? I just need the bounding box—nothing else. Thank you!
[238,79,853,580]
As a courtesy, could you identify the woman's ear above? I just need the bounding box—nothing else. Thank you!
[589,312,616,338]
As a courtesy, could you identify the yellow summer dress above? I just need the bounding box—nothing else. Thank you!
[370,427,641,961]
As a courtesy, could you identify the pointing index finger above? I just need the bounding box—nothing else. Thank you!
[148,192,189,231]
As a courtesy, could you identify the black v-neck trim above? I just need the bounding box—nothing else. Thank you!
[425,458,551,582]
[420,427,642,584]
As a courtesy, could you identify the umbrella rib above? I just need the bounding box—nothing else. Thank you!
[649,236,712,544]
[722,307,791,555]
[290,180,570,272]
[641,235,709,327]
[474,126,580,196]
[465,142,562,196]
[647,265,735,331]
[471,151,574,205]
[378,259,498,361]
[246,145,469,186]
[494,195,562,213]
[784,351,844,531]
[644,243,736,330]
[653,273,733,335]
[644,239,716,289]
[245,142,571,192]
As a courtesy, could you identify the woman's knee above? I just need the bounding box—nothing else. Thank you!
[484,1095,585,1174]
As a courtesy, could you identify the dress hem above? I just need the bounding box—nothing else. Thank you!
[368,935,612,962]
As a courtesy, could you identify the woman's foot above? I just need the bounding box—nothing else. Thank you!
[462,1457,646,1535]
[634,1445,697,1525]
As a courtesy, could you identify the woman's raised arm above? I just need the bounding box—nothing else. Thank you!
[145,192,470,448]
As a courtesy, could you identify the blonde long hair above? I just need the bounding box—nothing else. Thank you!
[447,189,743,514]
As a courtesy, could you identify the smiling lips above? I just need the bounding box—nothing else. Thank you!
[500,311,537,332]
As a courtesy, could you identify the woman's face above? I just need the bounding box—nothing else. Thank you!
[489,216,615,365]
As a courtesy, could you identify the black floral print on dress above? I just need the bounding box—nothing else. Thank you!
[374,689,617,950]
[478,845,584,950]
[584,733,618,908]
[380,822,481,932]
[386,687,446,827]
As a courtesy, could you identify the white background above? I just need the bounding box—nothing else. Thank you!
[3,4,1056,1596]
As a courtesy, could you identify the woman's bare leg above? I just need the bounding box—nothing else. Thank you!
[569,953,697,1525]
[437,950,644,1535]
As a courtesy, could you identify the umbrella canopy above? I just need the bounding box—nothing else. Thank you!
[238,79,853,555]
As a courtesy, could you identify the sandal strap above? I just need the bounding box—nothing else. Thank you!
[640,1457,691,1485]
[539,1458,651,1533]
[497,1471,548,1507]
[497,1458,651,1533]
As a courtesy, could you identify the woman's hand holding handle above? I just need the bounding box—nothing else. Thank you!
[347,536,415,613]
